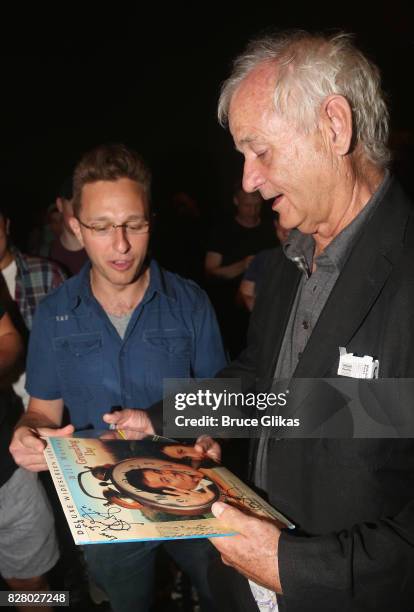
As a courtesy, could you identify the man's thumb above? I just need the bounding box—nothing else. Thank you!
[102,411,122,424]
[211,501,249,533]
[37,424,75,438]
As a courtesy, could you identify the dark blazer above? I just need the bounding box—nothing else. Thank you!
[220,177,414,611]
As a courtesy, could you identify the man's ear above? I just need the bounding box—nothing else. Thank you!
[321,95,353,156]
[68,216,84,246]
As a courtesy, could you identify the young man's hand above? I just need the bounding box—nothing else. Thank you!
[102,408,155,439]
[10,424,74,471]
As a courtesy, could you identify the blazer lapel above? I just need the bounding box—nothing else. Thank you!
[259,257,301,381]
[293,251,393,378]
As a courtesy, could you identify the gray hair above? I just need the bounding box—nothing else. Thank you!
[218,31,390,168]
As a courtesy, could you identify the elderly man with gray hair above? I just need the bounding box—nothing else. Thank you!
[204,30,414,612]
[60,30,414,612]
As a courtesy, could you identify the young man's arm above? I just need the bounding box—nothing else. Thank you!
[9,397,73,471]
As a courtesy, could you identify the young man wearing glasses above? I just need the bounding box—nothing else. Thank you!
[10,144,227,612]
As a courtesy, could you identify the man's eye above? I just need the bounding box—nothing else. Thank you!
[92,225,110,233]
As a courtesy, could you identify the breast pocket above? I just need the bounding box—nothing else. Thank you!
[143,329,192,380]
[53,333,103,403]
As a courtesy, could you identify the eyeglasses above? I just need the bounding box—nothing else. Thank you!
[77,218,151,236]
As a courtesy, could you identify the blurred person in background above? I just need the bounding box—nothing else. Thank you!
[238,213,289,312]
[49,176,89,276]
[0,303,59,611]
[205,185,277,357]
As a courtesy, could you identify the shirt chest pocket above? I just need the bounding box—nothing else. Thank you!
[143,329,192,379]
[53,333,103,403]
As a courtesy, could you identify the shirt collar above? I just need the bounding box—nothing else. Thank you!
[67,262,92,309]
[283,171,391,276]
[143,260,177,302]
[68,258,177,310]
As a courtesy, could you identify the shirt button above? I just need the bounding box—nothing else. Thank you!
[302,321,309,330]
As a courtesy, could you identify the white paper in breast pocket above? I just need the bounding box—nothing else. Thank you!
[338,347,379,379]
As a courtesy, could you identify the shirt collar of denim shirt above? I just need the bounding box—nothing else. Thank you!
[67,259,178,311]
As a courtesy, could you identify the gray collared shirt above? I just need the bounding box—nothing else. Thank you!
[254,171,391,489]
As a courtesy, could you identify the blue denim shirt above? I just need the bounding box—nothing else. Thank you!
[26,260,227,429]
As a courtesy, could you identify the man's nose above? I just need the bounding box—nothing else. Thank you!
[242,159,265,193]
[112,226,131,252]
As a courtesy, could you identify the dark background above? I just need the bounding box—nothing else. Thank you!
[1,2,413,247]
